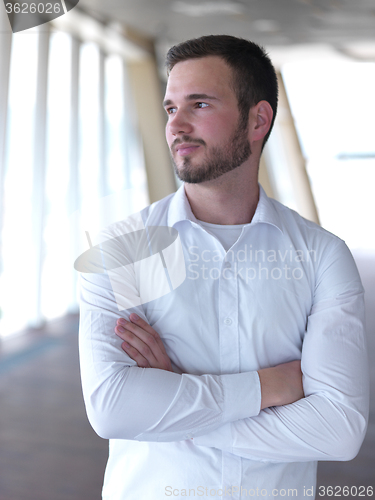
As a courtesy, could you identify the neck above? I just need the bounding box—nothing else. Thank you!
[184,162,259,225]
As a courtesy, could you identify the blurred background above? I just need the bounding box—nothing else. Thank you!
[0,1,374,498]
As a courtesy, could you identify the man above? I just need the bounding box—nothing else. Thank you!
[79,35,369,500]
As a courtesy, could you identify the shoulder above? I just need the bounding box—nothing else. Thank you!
[270,196,343,250]
[95,191,176,243]
[140,192,176,226]
[269,198,363,295]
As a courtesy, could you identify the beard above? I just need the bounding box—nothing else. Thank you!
[170,115,251,184]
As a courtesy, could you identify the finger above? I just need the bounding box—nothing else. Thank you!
[121,341,151,368]
[115,324,160,366]
[118,314,157,337]
[128,314,168,355]
[118,314,158,339]
[116,317,172,371]
[118,316,167,357]
[116,321,158,352]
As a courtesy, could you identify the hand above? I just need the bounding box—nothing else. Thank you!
[115,314,173,372]
[258,360,304,409]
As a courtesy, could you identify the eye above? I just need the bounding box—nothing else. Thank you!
[196,102,209,109]
[165,106,176,115]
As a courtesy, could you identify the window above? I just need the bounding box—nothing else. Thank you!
[0,24,148,338]
[282,60,375,250]
[0,30,39,336]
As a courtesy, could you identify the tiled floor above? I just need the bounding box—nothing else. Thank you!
[0,251,374,500]
[0,315,108,500]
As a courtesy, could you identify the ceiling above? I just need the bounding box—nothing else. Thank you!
[78,0,375,62]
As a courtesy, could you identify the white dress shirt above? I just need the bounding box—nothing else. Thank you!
[79,185,369,500]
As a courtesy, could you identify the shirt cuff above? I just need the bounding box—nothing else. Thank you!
[221,370,261,423]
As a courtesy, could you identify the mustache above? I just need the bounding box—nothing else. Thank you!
[171,136,206,150]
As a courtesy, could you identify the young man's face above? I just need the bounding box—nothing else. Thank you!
[163,56,251,184]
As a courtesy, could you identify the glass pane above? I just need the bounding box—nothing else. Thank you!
[282,61,375,250]
[106,55,126,193]
[103,55,149,225]
[41,30,72,320]
[78,42,101,240]
[0,30,149,338]
[0,31,39,337]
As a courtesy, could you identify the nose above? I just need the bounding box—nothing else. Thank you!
[167,109,193,137]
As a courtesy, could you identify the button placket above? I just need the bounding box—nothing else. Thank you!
[219,256,240,375]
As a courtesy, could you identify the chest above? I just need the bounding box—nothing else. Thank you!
[142,236,314,375]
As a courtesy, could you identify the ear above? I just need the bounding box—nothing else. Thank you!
[249,100,273,144]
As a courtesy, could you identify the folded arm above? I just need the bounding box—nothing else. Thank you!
[79,266,262,442]
[193,243,369,462]
[114,240,369,462]
[115,314,305,410]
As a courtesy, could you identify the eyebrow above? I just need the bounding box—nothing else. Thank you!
[163,94,218,108]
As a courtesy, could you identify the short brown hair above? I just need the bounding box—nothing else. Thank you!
[166,35,278,147]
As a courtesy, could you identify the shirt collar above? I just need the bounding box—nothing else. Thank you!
[168,183,283,234]
[167,184,199,227]
[252,184,283,234]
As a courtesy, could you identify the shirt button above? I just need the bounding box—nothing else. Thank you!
[224,318,232,326]
[224,262,231,269]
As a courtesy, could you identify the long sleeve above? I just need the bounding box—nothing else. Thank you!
[79,260,262,442]
[78,186,368,498]
[194,241,369,462]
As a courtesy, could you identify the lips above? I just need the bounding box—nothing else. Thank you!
[175,143,201,156]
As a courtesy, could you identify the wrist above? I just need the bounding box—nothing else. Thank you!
[258,367,281,409]
[258,360,304,410]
